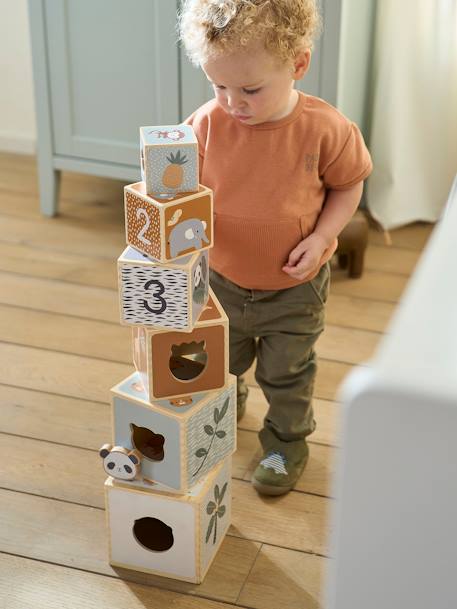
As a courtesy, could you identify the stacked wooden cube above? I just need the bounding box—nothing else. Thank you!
[100,125,236,583]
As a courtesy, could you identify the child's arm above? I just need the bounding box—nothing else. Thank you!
[282,181,364,281]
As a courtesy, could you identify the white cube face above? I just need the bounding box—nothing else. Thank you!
[199,459,232,575]
[107,484,197,580]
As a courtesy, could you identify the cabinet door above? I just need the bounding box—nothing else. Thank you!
[45,0,179,165]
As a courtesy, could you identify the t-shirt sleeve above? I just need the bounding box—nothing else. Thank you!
[321,121,373,190]
[184,109,208,182]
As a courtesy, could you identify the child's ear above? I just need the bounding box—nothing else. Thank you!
[293,49,311,80]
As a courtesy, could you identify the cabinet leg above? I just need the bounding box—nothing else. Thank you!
[37,161,61,217]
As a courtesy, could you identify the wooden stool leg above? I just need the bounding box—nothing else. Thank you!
[338,253,349,270]
[349,248,365,278]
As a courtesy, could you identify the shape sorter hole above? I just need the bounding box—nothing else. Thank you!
[133,517,174,552]
[130,423,165,461]
[169,340,208,381]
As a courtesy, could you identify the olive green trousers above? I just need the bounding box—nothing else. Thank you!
[209,264,330,455]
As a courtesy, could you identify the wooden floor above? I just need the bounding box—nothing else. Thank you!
[0,151,434,609]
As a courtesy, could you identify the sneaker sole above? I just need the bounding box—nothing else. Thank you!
[250,476,294,496]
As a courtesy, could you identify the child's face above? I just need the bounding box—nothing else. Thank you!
[202,45,310,125]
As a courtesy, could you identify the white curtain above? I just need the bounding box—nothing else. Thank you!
[366,0,457,229]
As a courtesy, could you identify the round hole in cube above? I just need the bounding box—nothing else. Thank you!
[133,517,174,552]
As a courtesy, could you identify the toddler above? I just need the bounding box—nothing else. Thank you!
[179,0,372,495]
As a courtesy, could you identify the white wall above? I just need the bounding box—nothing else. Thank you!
[0,0,36,154]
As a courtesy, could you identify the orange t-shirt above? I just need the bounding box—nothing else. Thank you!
[186,92,372,290]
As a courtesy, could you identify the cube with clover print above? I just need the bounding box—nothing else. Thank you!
[140,125,199,197]
[118,246,209,332]
[105,455,231,583]
[124,181,213,263]
[110,371,236,492]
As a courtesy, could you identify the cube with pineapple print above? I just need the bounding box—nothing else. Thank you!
[110,371,236,492]
[140,124,199,197]
[124,181,213,263]
[105,457,231,583]
[118,246,209,332]
[132,288,228,400]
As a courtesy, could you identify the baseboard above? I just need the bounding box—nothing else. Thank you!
[0,132,36,155]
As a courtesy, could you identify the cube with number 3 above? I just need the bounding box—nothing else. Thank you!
[124,182,213,263]
[118,246,209,332]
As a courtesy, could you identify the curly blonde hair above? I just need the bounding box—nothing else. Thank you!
[178,0,321,66]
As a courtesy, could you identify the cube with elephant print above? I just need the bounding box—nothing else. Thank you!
[124,181,213,263]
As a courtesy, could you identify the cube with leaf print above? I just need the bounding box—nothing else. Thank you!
[140,125,199,197]
[105,457,231,583]
[110,371,236,493]
[124,181,213,263]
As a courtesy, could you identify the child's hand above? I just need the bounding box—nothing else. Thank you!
[282,233,336,281]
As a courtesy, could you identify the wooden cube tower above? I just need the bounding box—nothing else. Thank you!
[101,123,234,583]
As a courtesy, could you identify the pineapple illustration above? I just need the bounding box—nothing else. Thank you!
[162,150,188,189]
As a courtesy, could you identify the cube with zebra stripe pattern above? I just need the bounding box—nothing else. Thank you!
[118,246,209,332]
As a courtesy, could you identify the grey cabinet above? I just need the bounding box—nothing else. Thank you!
[29,0,341,216]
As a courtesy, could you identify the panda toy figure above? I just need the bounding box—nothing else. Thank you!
[99,444,142,481]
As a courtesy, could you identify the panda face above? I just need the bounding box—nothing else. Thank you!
[99,445,141,481]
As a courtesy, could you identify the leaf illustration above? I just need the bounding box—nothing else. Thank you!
[214,407,220,424]
[206,514,216,543]
[215,430,226,439]
[195,448,207,457]
[218,482,228,503]
[206,501,216,514]
[204,425,214,436]
[217,505,226,518]
[214,484,220,502]
[219,397,229,422]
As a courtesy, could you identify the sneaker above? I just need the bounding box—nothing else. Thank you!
[251,445,309,496]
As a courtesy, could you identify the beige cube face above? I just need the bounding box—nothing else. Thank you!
[118,246,209,332]
[124,182,213,263]
[105,458,231,583]
[132,288,229,400]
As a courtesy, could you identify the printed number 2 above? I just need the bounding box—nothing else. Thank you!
[136,208,151,245]
[142,279,166,314]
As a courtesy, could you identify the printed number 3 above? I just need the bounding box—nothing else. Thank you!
[142,279,167,314]
[137,208,151,245]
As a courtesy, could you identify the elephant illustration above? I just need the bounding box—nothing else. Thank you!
[168,218,209,258]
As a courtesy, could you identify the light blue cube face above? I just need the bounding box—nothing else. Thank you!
[113,395,182,490]
[140,125,199,197]
[119,246,193,330]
